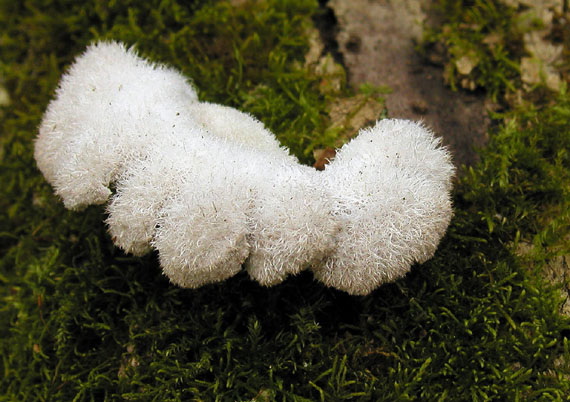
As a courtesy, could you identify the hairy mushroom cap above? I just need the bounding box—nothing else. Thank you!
[35,41,198,209]
[313,119,455,295]
[35,41,455,294]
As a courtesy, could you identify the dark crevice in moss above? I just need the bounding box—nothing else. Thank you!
[312,0,348,80]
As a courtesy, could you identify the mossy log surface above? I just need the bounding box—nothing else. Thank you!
[1,0,569,400]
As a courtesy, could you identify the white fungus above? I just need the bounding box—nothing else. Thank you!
[35,41,455,295]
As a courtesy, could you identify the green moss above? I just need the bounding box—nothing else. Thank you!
[423,0,528,99]
[1,0,570,400]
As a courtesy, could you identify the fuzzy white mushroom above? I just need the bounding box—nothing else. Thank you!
[313,119,455,295]
[35,41,454,295]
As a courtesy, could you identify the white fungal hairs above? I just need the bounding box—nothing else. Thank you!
[35,41,455,295]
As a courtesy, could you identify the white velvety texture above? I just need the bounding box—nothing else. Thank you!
[313,120,455,294]
[35,41,455,295]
